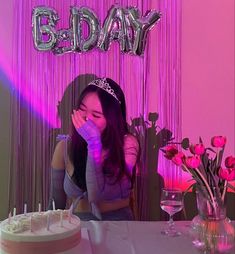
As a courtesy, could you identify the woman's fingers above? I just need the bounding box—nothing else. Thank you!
[71,113,79,128]
[71,110,85,128]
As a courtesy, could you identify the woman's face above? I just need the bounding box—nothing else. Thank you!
[78,92,107,133]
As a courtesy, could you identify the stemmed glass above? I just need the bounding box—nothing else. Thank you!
[160,188,183,237]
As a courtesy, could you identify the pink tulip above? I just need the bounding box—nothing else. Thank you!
[190,143,205,155]
[172,152,185,166]
[218,167,235,181]
[185,155,201,169]
[225,156,235,168]
[164,145,178,160]
[211,136,227,148]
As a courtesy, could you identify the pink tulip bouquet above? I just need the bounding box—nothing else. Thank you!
[162,136,235,209]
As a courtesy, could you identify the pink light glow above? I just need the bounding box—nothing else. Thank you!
[0,50,58,128]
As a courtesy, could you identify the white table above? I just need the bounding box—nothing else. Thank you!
[81,220,204,254]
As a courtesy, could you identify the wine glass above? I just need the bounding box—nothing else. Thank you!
[160,188,183,237]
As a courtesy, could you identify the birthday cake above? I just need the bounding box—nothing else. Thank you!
[0,210,81,254]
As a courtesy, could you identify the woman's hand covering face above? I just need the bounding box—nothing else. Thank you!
[71,110,101,143]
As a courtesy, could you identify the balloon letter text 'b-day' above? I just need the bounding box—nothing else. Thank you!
[32,5,160,56]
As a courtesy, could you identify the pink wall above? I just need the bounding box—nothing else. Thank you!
[181,0,235,159]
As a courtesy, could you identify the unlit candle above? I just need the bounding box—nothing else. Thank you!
[52,200,55,211]
[24,203,27,215]
[38,203,41,213]
[13,207,16,217]
[8,212,12,224]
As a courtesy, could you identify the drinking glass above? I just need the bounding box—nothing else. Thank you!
[160,188,183,237]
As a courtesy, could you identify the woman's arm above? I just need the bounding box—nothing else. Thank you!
[71,111,104,202]
[48,141,67,210]
[124,134,139,175]
[71,111,139,207]
[91,135,139,213]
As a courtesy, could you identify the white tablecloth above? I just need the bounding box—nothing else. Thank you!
[81,220,204,254]
[1,220,234,254]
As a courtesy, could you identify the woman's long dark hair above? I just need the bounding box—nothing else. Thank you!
[68,78,130,191]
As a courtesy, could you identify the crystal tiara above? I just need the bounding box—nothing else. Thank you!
[88,78,121,104]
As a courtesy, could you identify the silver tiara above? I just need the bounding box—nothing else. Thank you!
[88,78,121,104]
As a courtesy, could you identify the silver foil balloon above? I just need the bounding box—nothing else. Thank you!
[70,7,82,52]
[78,7,100,52]
[32,5,159,56]
[98,5,132,53]
[52,29,74,55]
[53,7,78,55]
[128,8,161,56]
[53,7,100,55]
[32,7,59,51]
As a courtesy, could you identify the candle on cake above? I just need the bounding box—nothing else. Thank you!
[52,200,55,211]
[24,203,27,215]
[38,203,41,213]
[8,212,12,224]
[13,207,16,217]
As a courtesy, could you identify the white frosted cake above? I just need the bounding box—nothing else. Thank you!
[0,210,81,254]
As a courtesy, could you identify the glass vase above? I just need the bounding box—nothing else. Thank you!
[191,188,235,254]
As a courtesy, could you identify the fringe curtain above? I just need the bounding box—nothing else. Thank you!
[9,0,181,220]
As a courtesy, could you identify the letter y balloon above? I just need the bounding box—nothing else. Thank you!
[32,5,160,56]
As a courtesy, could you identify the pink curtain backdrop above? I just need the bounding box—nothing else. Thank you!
[9,0,182,220]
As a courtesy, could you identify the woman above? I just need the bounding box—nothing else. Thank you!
[49,77,139,220]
